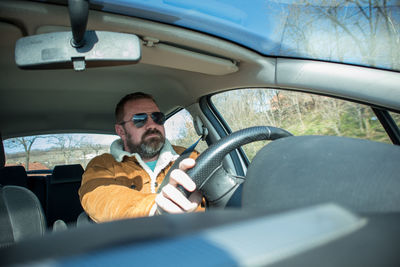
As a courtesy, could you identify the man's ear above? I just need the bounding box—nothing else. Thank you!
[115,124,125,139]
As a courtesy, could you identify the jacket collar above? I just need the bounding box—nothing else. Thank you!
[110,138,179,166]
[110,138,180,193]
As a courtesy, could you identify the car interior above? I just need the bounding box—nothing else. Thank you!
[1,0,400,266]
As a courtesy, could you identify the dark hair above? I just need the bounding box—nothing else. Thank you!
[115,92,157,123]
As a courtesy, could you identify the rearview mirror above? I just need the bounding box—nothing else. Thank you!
[15,31,141,71]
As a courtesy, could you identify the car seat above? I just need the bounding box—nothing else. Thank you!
[0,185,46,248]
[242,135,400,213]
[46,164,84,226]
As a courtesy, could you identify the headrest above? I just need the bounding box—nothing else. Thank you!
[51,164,84,184]
[0,185,46,245]
[243,135,400,213]
[0,166,28,187]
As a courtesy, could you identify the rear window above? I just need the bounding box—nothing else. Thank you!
[4,134,119,172]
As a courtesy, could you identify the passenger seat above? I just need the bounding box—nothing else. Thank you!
[0,166,48,214]
[46,164,84,226]
[0,185,46,248]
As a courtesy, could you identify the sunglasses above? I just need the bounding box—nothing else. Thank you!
[119,112,166,128]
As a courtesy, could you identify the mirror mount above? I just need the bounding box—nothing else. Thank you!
[68,0,89,48]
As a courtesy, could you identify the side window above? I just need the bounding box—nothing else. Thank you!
[211,88,393,161]
[165,109,207,153]
[389,111,400,128]
[4,134,119,172]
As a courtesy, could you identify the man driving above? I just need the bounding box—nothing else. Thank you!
[79,92,202,222]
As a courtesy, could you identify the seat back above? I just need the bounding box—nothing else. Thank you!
[27,175,48,214]
[0,165,28,188]
[76,211,94,227]
[46,164,84,226]
[0,136,46,247]
[0,166,49,214]
[0,185,46,248]
[242,136,400,213]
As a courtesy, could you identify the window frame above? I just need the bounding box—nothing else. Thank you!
[372,108,400,145]
[200,95,247,174]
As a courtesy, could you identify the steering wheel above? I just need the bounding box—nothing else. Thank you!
[166,126,293,208]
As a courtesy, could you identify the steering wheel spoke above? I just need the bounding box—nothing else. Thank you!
[201,165,245,208]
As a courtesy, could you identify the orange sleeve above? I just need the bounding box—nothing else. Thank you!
[79,155,156,223]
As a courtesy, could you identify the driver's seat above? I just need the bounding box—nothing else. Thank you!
[242,135,400,213]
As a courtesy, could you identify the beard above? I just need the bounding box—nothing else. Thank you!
[125,128,165,160]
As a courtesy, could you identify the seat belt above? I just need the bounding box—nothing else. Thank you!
[156,136,203,193]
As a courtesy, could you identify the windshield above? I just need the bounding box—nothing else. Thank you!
[95,0,400,71]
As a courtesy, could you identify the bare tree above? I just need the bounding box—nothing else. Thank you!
[51,135,76,165]
[279,0,399,69]
[89,143,104,156]
[4,137,39,170]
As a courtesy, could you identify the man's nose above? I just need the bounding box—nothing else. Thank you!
[145,115,158,128]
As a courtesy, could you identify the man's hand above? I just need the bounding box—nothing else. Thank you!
[154,158,202,214]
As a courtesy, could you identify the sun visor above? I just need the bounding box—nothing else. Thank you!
[141,39,238,76]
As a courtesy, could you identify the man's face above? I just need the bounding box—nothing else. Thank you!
[115,98,166,161]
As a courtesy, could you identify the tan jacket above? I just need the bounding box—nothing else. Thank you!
[79,139,198,223]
